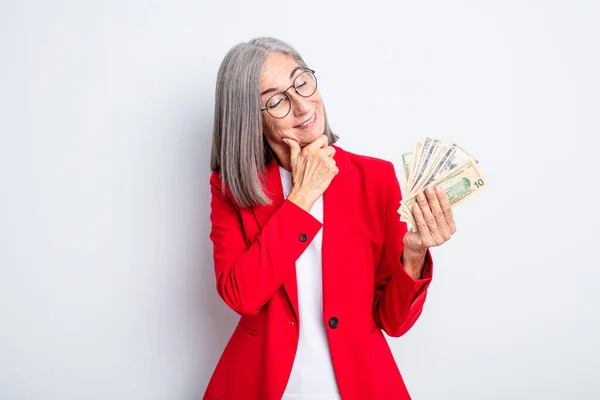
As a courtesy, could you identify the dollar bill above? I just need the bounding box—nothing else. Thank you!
[408,139,423,184]
[399,157,487,231]
[408,137,442,194]
[400,152,413,195]
[409,141,450,196]
[399,201,416,228]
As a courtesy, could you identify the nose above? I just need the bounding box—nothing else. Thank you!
[287,90,311,117]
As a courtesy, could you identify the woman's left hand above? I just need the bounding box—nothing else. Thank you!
[403,185,457,255]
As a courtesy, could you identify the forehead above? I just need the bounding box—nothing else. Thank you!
[260,53,299,90]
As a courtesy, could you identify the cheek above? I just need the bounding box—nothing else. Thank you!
[313,96,325,117]
[264,117,290,140]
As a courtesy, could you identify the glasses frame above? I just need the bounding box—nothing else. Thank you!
[260,69,317,119]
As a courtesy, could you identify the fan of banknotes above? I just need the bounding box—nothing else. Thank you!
[397,137,488,231]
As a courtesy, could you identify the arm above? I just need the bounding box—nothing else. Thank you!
[210,173,322,316]
[372,162,434,337]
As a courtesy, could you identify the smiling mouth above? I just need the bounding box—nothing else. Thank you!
[295,113,317,129]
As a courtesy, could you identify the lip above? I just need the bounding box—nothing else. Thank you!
[295,113,317,129]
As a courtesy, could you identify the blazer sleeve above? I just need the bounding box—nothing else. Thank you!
[372,161,434,337]
[209,172,322,316]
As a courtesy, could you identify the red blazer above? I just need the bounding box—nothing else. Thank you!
[204,144,433,400]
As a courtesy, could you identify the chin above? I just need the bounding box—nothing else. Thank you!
[293,114,326,145]
[301,129,324,143]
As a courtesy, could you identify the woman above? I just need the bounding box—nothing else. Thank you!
[204,37,456,400]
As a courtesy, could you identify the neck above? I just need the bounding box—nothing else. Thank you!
[270,147,291,172]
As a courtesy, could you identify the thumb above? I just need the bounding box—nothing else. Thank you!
[282,138,301,161]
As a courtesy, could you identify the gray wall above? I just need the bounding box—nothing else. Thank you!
[1,0,598,398]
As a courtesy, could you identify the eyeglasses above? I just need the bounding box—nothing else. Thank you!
[260,69,318,119]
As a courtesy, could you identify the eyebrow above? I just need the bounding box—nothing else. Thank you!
[260,66,304,96]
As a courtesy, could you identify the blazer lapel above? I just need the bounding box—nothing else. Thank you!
[250,159,300,321]
[322,145,355,314]
[250,145,355,322]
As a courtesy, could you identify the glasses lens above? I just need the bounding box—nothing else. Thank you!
[266,93,290,118]
[294,71,317,97]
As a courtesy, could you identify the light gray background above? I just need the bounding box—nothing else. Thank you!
[1,0,599,399]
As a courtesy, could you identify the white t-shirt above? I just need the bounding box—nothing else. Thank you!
[279,166,342,400]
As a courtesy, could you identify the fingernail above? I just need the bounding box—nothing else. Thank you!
[426,186,434,195]
[435,186,443,193]
[417,192,425,201]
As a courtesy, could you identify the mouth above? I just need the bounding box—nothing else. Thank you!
[294,113,317,129]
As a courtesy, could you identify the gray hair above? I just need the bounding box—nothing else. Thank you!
[210,37,339,208]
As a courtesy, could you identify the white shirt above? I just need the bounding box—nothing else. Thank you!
[279,166,342,400]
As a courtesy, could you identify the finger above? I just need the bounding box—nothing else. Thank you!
[282,138,301,162]
[416,191,442,245]
[403,230,422,249]
[424,186,451,240]
[324,145,336,158]
[435,185,456,234]
[305,135,329,153]
[317,144,335,159]
[412,201,434,247]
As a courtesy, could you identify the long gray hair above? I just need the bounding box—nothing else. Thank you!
[210,37,339,208]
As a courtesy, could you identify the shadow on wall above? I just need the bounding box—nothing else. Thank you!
[183,109,238,398]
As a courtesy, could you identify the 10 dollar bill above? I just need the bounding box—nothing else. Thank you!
[398,157,487,230]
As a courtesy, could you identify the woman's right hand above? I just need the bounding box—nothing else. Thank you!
[282,135,338,212]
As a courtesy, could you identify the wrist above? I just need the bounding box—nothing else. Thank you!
[287,188,313,212]
[403,246,427,261]
[401,246,427,274]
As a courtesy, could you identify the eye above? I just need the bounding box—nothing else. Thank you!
[295,79,307,89]
[268,95,287,109]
